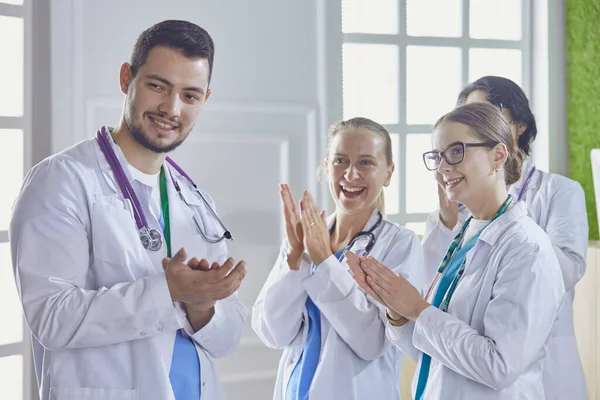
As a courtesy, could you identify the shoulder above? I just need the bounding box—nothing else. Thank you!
[538,169,584,198]
[380,220,419,243]
[22,139,98,193]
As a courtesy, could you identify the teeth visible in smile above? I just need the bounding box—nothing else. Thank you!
[342,186,365,192]
[445,177,463,185]
[151,118,175,130]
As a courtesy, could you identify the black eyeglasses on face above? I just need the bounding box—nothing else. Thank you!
[422,141,498,171]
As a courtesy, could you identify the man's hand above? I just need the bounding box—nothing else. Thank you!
[163,248,246,305]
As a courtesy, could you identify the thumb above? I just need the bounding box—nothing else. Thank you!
[171,248,187,264]
[320,210,326,223]
[161,257,170,271]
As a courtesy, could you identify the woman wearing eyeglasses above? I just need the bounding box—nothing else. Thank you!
[421,76,588,399]
[348,102,565,399]
[252,117,426,399]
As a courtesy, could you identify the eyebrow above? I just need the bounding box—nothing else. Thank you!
[332,153,377,159]
[143,74,206,95]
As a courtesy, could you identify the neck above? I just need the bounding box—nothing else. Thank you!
[332,207,376,248]
[464,184,509,220]
[110,121,166,174]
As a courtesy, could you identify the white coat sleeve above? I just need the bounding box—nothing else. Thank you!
[386,321,421,362]
[411,241,564,390]
[544,180,588,292]
[251,241,311,349]
[9,159,182,351]
[188,242,248,359]
[302,229,426,361]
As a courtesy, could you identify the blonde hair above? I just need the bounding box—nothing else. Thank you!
[326,117,393,214]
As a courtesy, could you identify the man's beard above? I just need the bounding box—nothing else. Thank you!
[124,106,189,154]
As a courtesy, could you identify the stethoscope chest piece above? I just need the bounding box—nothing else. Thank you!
[140,228,163,251]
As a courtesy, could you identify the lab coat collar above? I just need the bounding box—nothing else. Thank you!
[93,126,181,195]
[512,158,540,194]
[477,201,528,246]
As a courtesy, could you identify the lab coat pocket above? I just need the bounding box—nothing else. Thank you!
[49,386,138,400]
[91,195,148,267]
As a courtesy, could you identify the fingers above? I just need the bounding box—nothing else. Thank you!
[172,248,187,264]
[320,210,326,224]
[362,257,397,280]
[162,248,188,271]
[366,275,390,297]
[198,259,211,271]
[213,260,246,299]
[345,251,363,276]
[212,257,236,279]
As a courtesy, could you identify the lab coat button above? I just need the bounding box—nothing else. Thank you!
[140,332,146,336]
[202,381,206,387]
[158,327,163,332]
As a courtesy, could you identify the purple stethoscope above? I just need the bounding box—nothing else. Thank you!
[96,126,232,251]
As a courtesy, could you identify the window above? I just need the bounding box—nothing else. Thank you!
[339,0,530,234]
[0,1,32,399]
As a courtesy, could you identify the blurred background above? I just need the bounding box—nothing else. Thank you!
[1,0,599,399]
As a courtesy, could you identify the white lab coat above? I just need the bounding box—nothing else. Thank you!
[252,210,426,400]
[421,160,588,399]
[9,134,247,400]
[389,202,565,399]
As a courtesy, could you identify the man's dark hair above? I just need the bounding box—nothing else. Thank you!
[130,20,215,83]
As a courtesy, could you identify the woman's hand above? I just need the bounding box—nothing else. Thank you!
[345,251,385,304]
[360,256,430,321]
[280,184,304,270]
[300,191,331,265]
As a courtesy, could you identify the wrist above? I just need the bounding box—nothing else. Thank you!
[312,250,332,266]
[409,300,430,321]
[286,248,304,269]
[385,309,409,327]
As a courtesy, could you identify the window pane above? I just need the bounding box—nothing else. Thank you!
[469,48,522,86]
[406,134,438,214]
[0,130,24,231]
[383,134,400,215]
[0,0,24,4]
[406,46,461,125]
[0,355,23,399]
[343,43,399,124]
[405,222,426,236]
[0,16,24,117]
[470,0,521,40]
[407,0,462,38]
[342,0,398,34]
[0,243,23,346]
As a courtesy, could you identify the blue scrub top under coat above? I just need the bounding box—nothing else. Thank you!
[286,248,345,400]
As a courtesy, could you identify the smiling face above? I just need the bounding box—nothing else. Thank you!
[432,121,498,204]
[325,128,394,215]
[120,46,212,153]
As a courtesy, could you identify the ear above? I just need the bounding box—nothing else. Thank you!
[204,88,212,102]
[492,143,508,169]
[383,162,395,187]
[516,122,527,137]
[119,63,133,94]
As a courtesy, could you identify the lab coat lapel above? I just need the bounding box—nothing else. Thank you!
[165,166,209,261]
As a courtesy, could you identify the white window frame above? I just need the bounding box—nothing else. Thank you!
[322,0,533,228]
[0,1,34,399]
